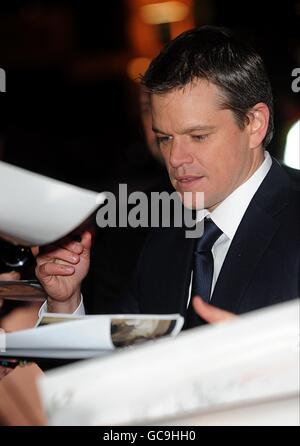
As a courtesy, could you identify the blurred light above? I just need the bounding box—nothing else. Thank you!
[283,120,300,169]
[140,1,189,25]
[127,57,151,81]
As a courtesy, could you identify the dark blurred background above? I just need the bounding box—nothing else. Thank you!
[0,0,299,189]
[0,0,299,315]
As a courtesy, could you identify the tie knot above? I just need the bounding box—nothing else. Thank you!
[195,218,223,253]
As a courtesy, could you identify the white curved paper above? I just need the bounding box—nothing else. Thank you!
[0,161,105,246]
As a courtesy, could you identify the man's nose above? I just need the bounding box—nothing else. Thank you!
[169,139,193,169]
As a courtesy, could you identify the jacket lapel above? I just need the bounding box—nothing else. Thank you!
[211,160,290,313]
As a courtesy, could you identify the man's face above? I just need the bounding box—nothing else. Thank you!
[151,80,262,210]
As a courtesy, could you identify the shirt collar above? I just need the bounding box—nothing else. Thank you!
[196,151,272,240]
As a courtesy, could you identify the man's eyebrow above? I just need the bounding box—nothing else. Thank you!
[152,125,215,134]
[180,125,216,133]
[152,127,170,135]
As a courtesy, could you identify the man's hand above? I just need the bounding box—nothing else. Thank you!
[192,296,236,323]
[34,231,92,313]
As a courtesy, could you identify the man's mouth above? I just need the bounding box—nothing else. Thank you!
[175,175,204,184]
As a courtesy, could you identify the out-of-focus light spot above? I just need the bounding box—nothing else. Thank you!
[127,57,151,82]
[140,1,189,25]
[284,120,300,169]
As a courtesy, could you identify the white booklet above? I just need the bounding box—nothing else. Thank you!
[37,300,299,426]
[0,161,106,246]
[1,313,184,359]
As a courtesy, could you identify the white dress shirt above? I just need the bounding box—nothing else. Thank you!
[39,152,272,317]
[38,294,85,319]
[187,151,272,305]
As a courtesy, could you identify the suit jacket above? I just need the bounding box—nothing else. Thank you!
[119,159,300,323]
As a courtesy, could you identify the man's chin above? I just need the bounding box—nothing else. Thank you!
[176,190,206,210]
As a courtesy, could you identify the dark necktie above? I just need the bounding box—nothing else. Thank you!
[183,218,223,329]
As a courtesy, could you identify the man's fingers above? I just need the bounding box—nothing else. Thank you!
[35,231,91,264]
[36,247,80,266]
[80,231,92,259]
[41,240,83,256]
[34,231,91,285]
[192,296,235,323]
[37,262,75,278]
[57,239,84,255]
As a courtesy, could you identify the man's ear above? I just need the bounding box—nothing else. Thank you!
[247,103,270,149]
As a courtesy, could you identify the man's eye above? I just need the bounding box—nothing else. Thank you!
[156,136,172,145]
[191,134,209,142]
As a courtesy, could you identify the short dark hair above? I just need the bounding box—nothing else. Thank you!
[142,26,274,147]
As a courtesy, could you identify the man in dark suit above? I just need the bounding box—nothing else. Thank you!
[35,26,300,327]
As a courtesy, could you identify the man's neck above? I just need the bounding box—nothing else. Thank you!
[208,149,265,213]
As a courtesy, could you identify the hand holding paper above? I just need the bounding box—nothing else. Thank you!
[34,231,92,313]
